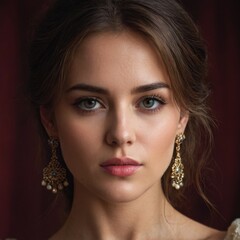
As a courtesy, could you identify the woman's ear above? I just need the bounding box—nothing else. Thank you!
[177,110,189,134]
[40,106,58,137]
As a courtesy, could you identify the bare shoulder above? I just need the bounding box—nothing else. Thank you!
[174,212,226,240]
[195,224,226,240]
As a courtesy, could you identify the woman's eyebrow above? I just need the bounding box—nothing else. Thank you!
[66,82,169,95]
[131,82,170,93]
[66,83,109,95]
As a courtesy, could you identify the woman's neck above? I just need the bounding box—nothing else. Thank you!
[53,181,180,240]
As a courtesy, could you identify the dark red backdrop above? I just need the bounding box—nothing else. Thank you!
[0,0,239,239]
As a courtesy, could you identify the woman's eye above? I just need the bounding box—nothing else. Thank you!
[138,96,166,110]
[74,98,103,111]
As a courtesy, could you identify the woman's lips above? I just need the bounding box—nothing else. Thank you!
[100,157,142,177]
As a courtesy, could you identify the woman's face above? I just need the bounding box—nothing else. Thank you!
[41,31,188,203]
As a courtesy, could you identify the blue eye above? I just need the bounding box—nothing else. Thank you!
[75,98,102,111]
[141,98,158,109]
[138,96,166,111]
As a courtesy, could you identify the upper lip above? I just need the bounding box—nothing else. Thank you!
[100,157,142,166]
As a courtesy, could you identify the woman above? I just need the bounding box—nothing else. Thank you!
[28,0,240,239]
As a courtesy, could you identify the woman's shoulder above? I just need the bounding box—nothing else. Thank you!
[197,218,240,240]
[184,219,225,240]
[224,219,240,240]
[171,210,225,240]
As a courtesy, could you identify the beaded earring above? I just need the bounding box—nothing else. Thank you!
[41,137,69,193]
[171,133,185,190]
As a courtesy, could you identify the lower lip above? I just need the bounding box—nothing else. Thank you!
[101,165,141,177]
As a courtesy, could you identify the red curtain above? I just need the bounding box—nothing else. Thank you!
[0,0,239,239]
[181,0,240,228]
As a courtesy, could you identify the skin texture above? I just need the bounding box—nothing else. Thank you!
[41,31,225,240]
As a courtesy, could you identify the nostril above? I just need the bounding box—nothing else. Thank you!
[107,138,133,147]
[105,134,119,146]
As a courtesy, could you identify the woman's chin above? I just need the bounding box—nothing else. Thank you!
[77,180,151,204]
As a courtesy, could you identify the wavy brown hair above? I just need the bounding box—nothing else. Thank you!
[28,0,214,208]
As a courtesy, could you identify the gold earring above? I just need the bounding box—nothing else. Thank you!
[171,133,185,190]
[41,137,69,193]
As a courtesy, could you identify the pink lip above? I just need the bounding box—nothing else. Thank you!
[100,157,142,177]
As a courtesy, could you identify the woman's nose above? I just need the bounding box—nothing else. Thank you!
[105,108,136,147]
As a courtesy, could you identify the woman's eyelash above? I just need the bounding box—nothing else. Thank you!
[136,94,166,112]
[139,94,166,104]
[148,95,166,104]
[72,97,104,112]
[72,94,166,114]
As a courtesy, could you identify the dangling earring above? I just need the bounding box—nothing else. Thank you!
[171,133,185,190]
[41,137,69,193]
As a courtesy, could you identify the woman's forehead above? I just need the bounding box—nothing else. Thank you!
[67,31,171,86]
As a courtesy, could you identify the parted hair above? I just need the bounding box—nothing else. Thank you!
[28,0,213,208]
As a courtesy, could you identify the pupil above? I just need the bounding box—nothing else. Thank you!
[85,100,96,108]
[144,99,154,108]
